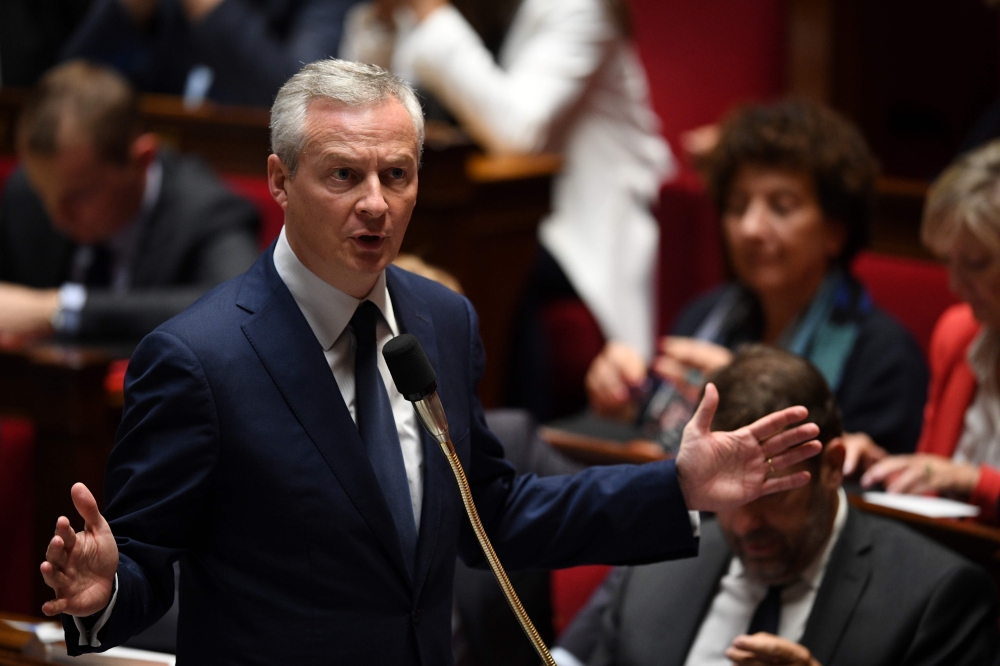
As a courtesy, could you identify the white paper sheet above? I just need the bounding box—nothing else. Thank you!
[862,492,981,518]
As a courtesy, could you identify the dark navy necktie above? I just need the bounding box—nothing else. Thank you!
[747,585,783,635]
[351,301,418,573]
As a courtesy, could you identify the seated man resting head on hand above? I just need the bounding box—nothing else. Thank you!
[557,345,998,666]
[0,60,259,345]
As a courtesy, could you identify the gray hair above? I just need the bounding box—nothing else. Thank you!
[924,139,1000,255]
[270,59,425,176]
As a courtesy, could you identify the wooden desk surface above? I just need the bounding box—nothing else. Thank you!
[0,613,48,666]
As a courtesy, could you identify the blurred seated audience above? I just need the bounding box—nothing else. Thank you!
[342,0,674,421]
[586,101,928,460]
[60,0,359,106]
[863,139,1000,522]
[0,61,259,345]
[554,346,998,666]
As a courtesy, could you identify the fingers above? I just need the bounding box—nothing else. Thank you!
[729,633,815,665]
[660,337,733,374]
[688,382,719,434]
[861,455,913,488]
[760,423,821,459]
[843,441,861,476]
[71,482,106,530]
[586,342,647,414]
[884,464,931,495]
[41,596,68,617]
[760,470,812,496]
[768,440,823,472]
[746,405,810,443]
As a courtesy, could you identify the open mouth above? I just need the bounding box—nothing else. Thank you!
[355,235,386,251]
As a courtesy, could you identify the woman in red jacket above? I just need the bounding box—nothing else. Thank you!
[863,140,1000,522]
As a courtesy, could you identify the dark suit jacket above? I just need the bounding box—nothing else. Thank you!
[63,248,699,665]
[61,0,359,106]
[0,151,259,341]
[580,509,998,666]
[674,285,929,455]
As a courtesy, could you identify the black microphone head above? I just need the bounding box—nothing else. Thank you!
[382,334,437,401]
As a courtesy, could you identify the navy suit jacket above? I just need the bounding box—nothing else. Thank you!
[64,246,698,665]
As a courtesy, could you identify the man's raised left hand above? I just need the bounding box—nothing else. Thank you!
[675,383,821,513]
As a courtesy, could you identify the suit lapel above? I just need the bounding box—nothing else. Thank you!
[800,508,872,664]
[237,249,413,586]
[661,520,733,666]
[386,267,449,599]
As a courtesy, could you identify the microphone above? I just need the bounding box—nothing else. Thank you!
[383,334,555,666]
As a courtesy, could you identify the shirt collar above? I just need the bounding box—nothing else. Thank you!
[272,226,398,350]
[731,486,849,592]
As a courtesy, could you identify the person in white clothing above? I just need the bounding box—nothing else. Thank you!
[341,0,674,419]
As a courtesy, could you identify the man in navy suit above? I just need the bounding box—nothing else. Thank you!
[39,59,822,665]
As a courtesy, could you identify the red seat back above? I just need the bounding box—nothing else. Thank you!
[0,418,36,615]
[550,565,613,638]
[223,174,284,249]
[851,251,957,356]
[0,156,18,192]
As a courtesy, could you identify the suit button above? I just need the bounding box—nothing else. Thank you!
[412,609,421,625]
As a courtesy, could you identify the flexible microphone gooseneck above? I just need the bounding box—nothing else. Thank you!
[383,334,556,666]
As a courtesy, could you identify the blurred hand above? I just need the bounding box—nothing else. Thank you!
[861,454,980,498]
[0,283,58,344]
[400,0,448,21]
[680,124,721,158]
[40,483,118,617]
[181,0,225,22]
[675,383,822,513]
[585,341,648,421]
[841,432,888,477]
[119,0,157,26]
[725,633,821,666]
[652,337,732,399]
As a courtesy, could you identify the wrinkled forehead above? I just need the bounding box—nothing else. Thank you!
[300,98,420,159]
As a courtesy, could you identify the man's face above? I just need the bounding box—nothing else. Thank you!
[270,98,419,297]
[716,440,844,585]
[21,140,148,245]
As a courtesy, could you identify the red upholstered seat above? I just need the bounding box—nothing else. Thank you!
[851,251,957,356]
[223,174,284,250]
[0,156,18,192]
[0,418,36,614]
[551,565,613,638]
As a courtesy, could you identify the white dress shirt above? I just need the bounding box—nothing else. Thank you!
[682,488,849,666]
[955,327,1000,469]
[55,159,164,334]
[273,227,425,526]
[343,0,675,358]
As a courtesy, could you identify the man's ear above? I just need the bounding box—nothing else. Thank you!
[820,437,845,489]
[129,133,159,171]
[267,154,290,211]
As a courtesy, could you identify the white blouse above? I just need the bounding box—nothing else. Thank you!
[342,0,675,357]
[954,327,1000,470]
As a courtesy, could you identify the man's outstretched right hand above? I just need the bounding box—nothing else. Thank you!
[40,483,118,617]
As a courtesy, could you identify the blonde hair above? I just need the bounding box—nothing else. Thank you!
[923,139,1000,255]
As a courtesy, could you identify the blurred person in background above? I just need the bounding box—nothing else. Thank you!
[340,0,675,421]
[555,346,998,666]
[586,101,928,464]
[60,0,360,106]
[0,61,259,344]
[863,139,1000,523]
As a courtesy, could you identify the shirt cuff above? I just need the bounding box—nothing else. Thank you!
[72,572,118,648]
[688,510,701,538]
[52,283,87,336]
[550,646,586,666]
